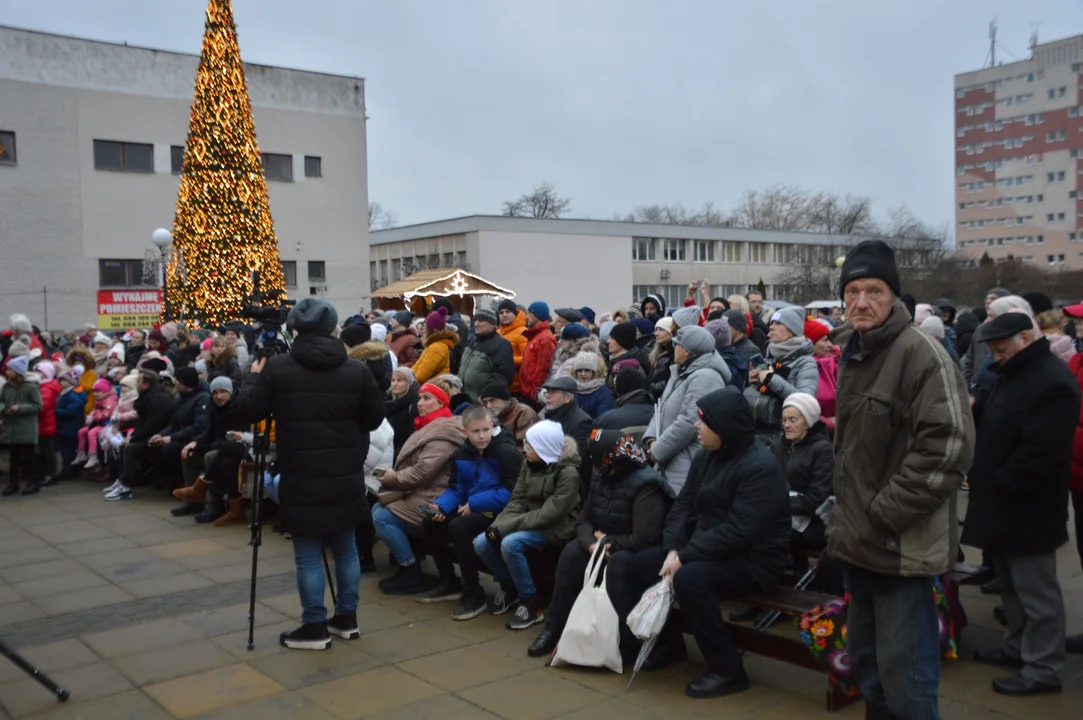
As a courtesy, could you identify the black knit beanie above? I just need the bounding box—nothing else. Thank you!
[609,322,637,351]
[839,240,901,299]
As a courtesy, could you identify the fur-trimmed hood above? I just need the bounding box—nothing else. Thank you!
[348,340,390,362]
[424,328,460,349]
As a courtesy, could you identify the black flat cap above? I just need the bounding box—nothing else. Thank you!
[975,313,1034,343]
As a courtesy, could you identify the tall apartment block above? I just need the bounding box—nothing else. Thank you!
[954,34,1083,269]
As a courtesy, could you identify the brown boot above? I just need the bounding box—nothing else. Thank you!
[215,498,246,527]
[172,476,207,503]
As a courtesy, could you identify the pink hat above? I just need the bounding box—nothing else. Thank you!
[37,361,56,381]
[202,338,212,350]
[92,379,112,393]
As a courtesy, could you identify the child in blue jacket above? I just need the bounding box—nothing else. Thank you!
[54,368,88,477]
[419,405,523,620]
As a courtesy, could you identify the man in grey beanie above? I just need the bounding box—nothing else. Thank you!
[235,297,386,651]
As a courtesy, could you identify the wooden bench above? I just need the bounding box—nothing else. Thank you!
[723,587,856,713]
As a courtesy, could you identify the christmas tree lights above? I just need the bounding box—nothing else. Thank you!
[165,0,285,326]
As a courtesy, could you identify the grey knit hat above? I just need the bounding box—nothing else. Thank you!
[770,306,806,338]
[673,326,715,356]
[209,376,234,395]
[672,306,702,330]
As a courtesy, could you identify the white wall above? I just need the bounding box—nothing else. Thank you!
[476,230,632,314]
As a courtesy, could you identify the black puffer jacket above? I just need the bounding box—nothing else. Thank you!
[662,386,790,588]
[385,383,418,461]
[962,338,1081,555]
[207,357,243,395]
[163,381,211,445]
[129,382,174,444]
[772,421,834,517]
[954,311,980,361]
[194,396,248,453]
[545,399,594,498]
[593,389,655,446]
[235,333,385,536]
[348,341,393,395]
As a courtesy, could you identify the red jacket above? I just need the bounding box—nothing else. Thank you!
[519,323,556,400]
[1070,352,1083,493]
[38,379,60,438]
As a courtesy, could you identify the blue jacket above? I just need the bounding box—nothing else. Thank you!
[55,388,88,437]
[434,425,523,516]
[576,385,616,420]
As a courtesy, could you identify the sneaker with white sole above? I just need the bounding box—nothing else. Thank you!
[506,599,544,630]
[84,454,98,470]
[104,485,132,501]
[102,480,121,495]
[490,589,518,616]
[280,623,332,650]
[73,450,87,465]
[326,613,360,640]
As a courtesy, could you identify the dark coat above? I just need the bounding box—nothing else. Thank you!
[575,385,616,420]
[125,343,147,370]
[348,341,393,395]
[750,316,769,355]
[605,346,651,391]
[544,399,594,497]
[593,389,655,447]
[235,333,386,537]
[662,387,790,589]
[649,344,675,399]
[577,464,673,553]
[129,383,174,444]
[162,381,211,445]
[772,421,834,517]
[385,383,418,461]
[459,330,515,403]
[954,312,980,361]
[962,338,1081,554]
[435,425,522,516]
[54,388,88,438]
[207,357,243,395]
[447,312,470,374]
[195,396,248,453]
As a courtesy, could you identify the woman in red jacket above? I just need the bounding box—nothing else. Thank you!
[32,360,61,485]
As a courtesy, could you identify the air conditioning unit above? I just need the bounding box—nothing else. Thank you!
[660,269,672,280]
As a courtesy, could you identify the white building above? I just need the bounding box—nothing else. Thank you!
[371,216,900,313]
[0,26,369,331]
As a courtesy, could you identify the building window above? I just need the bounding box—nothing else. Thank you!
[1060,86,1067,97]
[1047,213,1055,222]
[722,241,742,263]
[663,239,685,262]
[304,156,322,178]
[98,259,154,288]
[748,243,768,263]
[93,140,154,172]
[1047,172,1055,182]
[0,130,15,165]
[280,261,297,288]
[308,261,325,282]
[455,250,467,268]
[442,252,454,268]
[632,237,656,261]
[170,145,185,174]
[1058,212,1065,221]
[1049,89,1056,100]
[391,259,402,281]
[1058,170,1066,180]
[1037,235,1044,243]
[693,240,714,262]
[261,153,293,182]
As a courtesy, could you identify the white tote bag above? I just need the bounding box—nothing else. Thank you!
[549,539,623,673]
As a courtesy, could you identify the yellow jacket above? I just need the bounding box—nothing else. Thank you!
[412,328,459,384]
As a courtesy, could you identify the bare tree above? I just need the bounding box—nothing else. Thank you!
[501,182,571,219]
[368,202,397,230]
[730,184,878,235]
[616,201,729,226]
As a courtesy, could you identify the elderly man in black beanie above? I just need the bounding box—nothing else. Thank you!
[479,378,537,447]
[827,240,974,718]
[236,298,386,651]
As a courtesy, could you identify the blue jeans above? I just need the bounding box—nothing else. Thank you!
[293,530,361,625]
[472,530,548,601]
[845,565,942,720]
[372,505,416,566]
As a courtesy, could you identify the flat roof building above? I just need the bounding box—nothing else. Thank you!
[0,25,369,330]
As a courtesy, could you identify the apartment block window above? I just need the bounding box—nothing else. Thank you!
[1071,107,1079,118]
[1049,89,1056,100]
[663,239,686,262]
[1047,213,1055,222]
[455,251,467,268]
[170,145,185,174]
[442,252,454,268]
[1058,212,1065,221]
[749,243,768,263]
[774,244,795,264]
[1060,86,1067,97]
[693,240,714,262]
[98,259,154,288]
[1058,170,1066,180]
[93,140,154,172]
[1048,172,1055,182]
[308,261,325,282]
[0,130,15,165]
[261,153,293,182]
[280,261,297,288]
[1058,130,1067,142]
[1047,131,1055,143]
[721,241,742,263]
[1071,232,1078,241]
[304,156,322,178]
[632,237,656,261]
[1038,235,1045,243]
[1059,253,1066,262]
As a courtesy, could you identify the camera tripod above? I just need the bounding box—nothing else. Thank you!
[0,639,69,702]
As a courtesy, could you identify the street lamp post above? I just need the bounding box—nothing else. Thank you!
[152,228,173,322]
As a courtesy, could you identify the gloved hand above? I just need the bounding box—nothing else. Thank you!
[486,526,503,544]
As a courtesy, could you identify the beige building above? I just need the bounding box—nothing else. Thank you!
[954,33,1083,269]
[0,26,369,330]
[371,216,878,313]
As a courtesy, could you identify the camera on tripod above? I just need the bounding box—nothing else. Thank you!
[241,269,295,360]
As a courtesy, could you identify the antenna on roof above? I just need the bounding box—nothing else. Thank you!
[1029,22,1040,56]
[985,18,997,68]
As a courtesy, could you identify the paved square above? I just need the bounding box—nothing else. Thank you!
[0,479,1080,719]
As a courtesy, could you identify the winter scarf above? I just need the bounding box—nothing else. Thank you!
[414,406,453,431]
[768,335,806,362]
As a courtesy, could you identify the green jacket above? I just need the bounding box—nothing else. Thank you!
[0,380,43,445]
[491,437,581,543]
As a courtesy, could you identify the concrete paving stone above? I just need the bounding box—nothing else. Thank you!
[0,536,50,557]
[110,639,238,687]
[357,621,472,665]
[0,662,133,719]
[95,557,188,584]
[298,666,444,720]
[618,660,788,719]
[54,536,137,558]
[147,538,230,559]
[457,668,606,720]
[31,584,132,615]
[7,508,80,529]
[749,692,864,719]
[14,568,109,598]
[366,694,502,720]
[554,698,662,720]
[25,519,113,545]
[20,689,172,720]
[197,557,297,585]
[179,602,288,639]
[249,642,382,690]
[209,619,300,661]
[41,500,132,521]
[127,529,211,547]
[422,614,513,645]
[191,691,338,720]
[212,532,264,550]
[78,547,157,572]
[171,549,253,571]
[144,663,284,719]
[0,585,20,604]
[0,558,88,585]
[0,639,100,685]
[396,639,542,692]
[92,514,182,538]
[118,571,216,599]
[374,595,458,624]
[0,601,43,624]
[82,617,204,659]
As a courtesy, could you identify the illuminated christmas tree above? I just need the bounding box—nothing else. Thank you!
[165,0,285,326]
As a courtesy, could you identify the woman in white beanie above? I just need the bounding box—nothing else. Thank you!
[571,351,614,420]
[777,393,835,564]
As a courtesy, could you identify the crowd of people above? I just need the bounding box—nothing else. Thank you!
[2,241,1082,713]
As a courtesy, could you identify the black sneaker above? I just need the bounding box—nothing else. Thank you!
[381,563,425,596]
[414,578,463,604]
[452,586,488,621]
[279,623,331,650]
[378,566,407,591]
[326,613,360,640]
[506,599,543,630]
[490,588,519,616]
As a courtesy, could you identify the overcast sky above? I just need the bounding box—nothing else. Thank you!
[5,0,1083,230]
